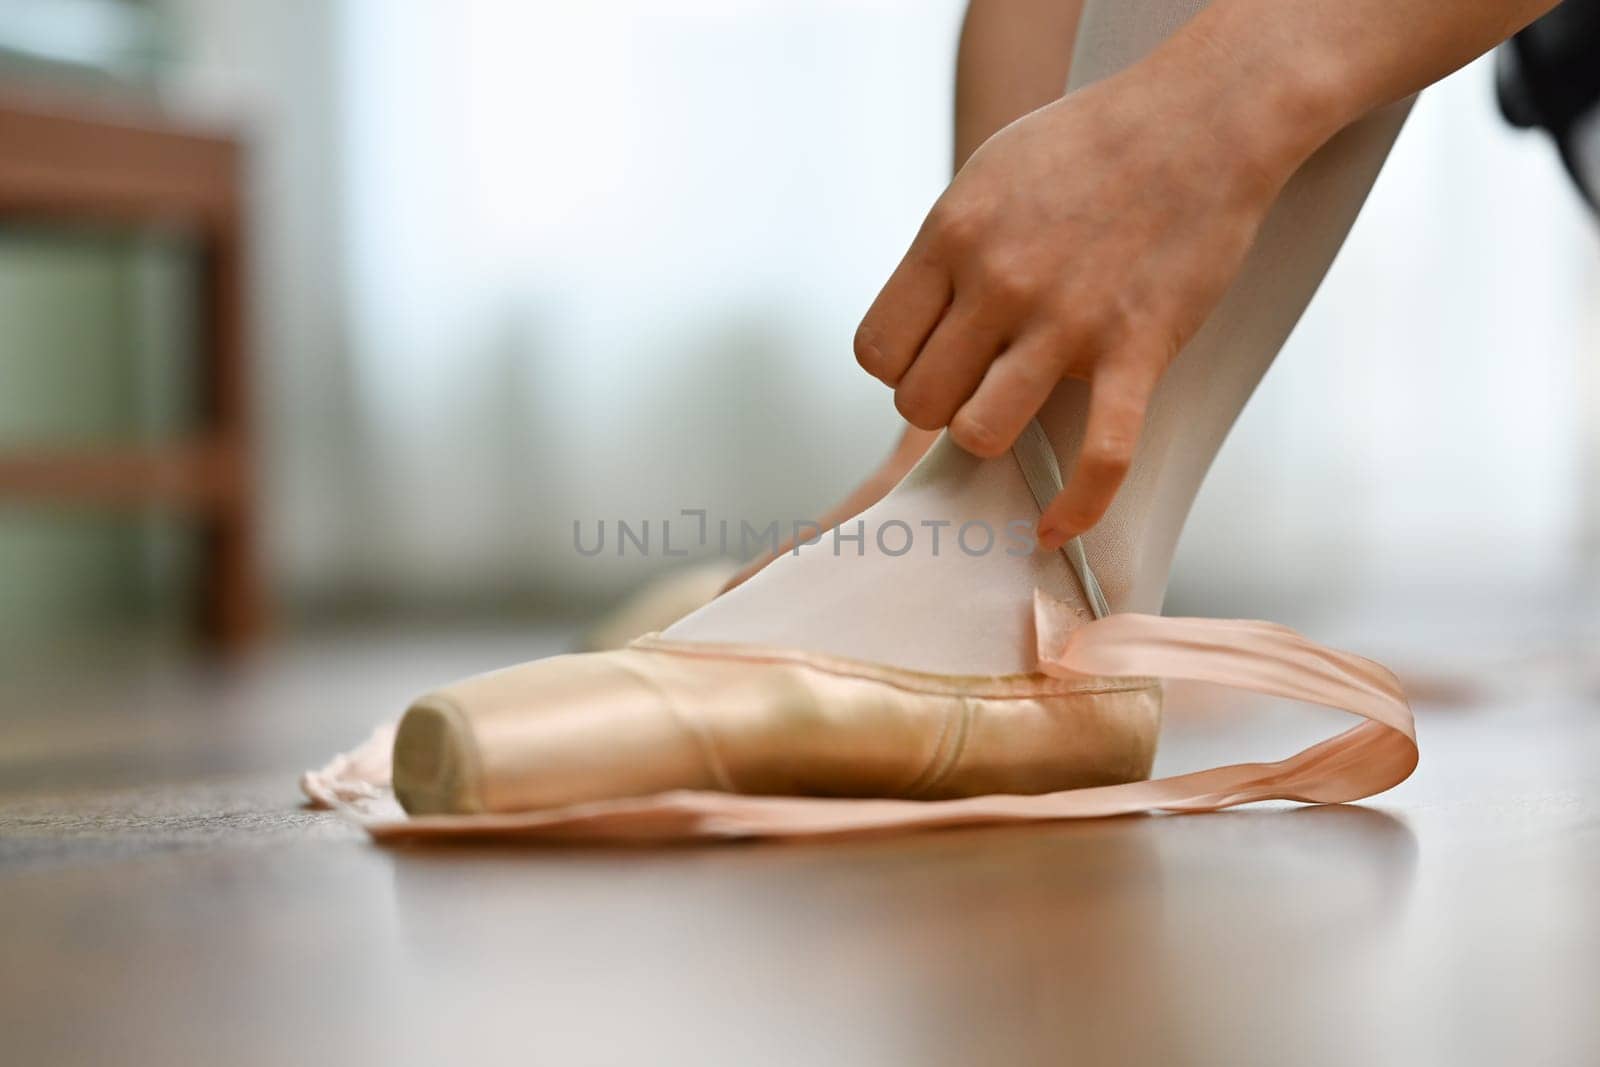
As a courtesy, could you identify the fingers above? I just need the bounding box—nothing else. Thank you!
[948,331,1066,458]
[1038,352,1162,550]
[855,241,951,386]
[891,297,1008,430]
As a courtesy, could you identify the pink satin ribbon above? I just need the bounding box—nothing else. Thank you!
[304,590,1415,843]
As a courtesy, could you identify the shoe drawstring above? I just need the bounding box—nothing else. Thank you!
[1012,419,1111,621]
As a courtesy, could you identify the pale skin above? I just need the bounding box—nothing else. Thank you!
[856,0,1561,551]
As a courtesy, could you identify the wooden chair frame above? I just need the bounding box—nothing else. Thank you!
[0,94,263,647]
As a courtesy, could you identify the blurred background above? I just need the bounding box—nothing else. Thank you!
[1,0,1596,664]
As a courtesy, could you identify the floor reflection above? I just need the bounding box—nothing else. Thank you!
[376,804,1418,1064]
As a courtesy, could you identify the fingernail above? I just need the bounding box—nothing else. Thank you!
[855,328,885,375]
[1037,522,1063,552]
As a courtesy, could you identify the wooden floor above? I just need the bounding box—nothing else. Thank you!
[2,613,1597,1066]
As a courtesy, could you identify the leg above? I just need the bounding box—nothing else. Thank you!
[668,0,1412,675]
[1049,0,1415,614]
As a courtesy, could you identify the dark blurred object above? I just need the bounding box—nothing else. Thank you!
[0,96,265,649]
[1497,0,1600,214]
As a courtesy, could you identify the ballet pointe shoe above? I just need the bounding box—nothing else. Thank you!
[307,419,1415,842]
[392,636,1162,816]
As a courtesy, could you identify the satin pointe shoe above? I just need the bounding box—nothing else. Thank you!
[304,419,1416,843]
[392,636,1163,816]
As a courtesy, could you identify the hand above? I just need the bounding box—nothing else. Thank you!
[854,54,1299,550]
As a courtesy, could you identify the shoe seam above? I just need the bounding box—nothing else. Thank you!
[630,635,1157,700]
[904,695,975,799]
[610,655,741,794]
